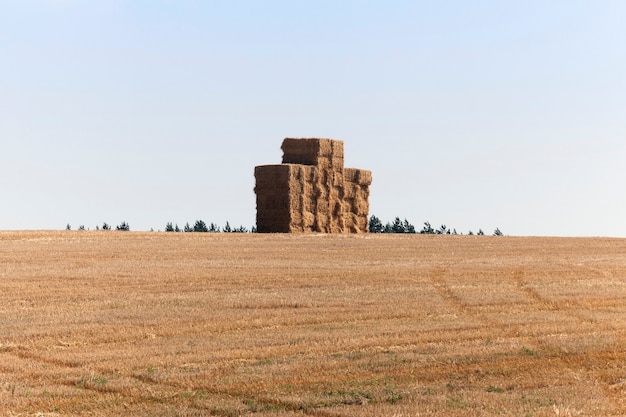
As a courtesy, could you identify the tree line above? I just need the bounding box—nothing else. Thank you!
[65,220,254,233]
[165,220,253,233]
[66,221,129,231]
[368,216,503,236]
[65,217,503,236]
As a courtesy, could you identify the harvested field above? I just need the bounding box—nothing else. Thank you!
[1,231,625,416]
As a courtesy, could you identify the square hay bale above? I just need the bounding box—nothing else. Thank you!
[343,197,356,212]
[355,169,373,186]
[343,212,355,231]
[351,199,369,215]
[344,168,359,183]
[354,215,369,233]
[344,168,372,186]
[282,138,344,166]
[331,140,344,159]
[343,182,358,200]
[302,211,315,230]
[254,165,292,189]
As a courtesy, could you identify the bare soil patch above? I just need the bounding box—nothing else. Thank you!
[1,232,625,416]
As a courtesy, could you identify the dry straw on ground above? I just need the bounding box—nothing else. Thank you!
[255,138,371,233]
[1,231,625,416]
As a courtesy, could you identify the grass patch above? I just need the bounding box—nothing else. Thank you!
[487,385,505,393]
[76,374,107,389]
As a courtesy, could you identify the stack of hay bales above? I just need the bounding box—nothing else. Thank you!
[255,138,372,233]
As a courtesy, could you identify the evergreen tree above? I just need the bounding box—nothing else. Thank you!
[391,217,405,233]
[116,221,130,231]
[403,219,416,234]
[193,220,208,232]
[420,222,435,234]
[165,222,175,232]
[368,215,384,233]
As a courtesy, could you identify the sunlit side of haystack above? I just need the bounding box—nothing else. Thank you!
[255,138,372,233]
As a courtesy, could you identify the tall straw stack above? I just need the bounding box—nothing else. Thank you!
[255,138,371,233]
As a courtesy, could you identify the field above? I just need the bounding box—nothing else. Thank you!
[1,231,625,416]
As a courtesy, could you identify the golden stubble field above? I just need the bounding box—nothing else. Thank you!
[1,231,625,416]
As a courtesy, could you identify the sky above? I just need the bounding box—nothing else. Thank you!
[1,1,625,236]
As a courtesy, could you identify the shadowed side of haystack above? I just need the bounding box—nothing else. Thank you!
[254,138,371,233]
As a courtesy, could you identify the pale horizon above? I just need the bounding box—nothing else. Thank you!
[1,1,625,236]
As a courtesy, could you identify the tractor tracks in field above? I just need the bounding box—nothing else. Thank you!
[513,268,561,311]
[513,268,626,411]
[427,266,625,412]
[427,266,495,327]
[426,266,612,339]
[428,267,465,311]
[2,341,375,417]
[512,267,605,325]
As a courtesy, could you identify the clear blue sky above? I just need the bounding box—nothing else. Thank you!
[1,1,625,236]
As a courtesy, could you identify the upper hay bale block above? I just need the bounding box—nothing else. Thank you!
[255,138,371,233]
[281,138,344,165]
